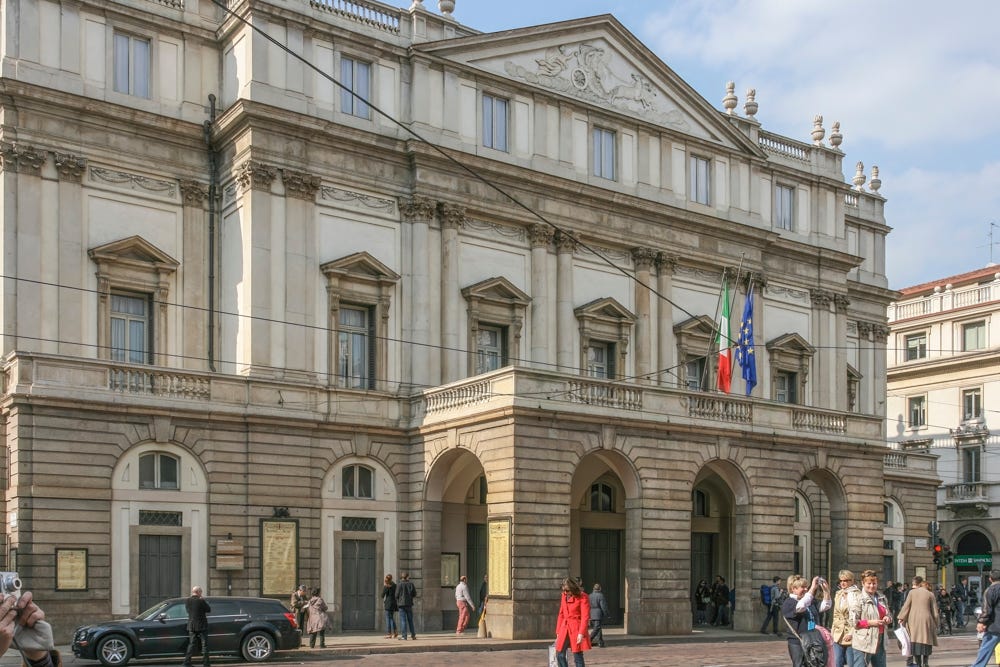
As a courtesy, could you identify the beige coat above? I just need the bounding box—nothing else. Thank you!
[897,586,939,647]
[831,585,861,645]
[849,590,890,655]
[306,595,332,634]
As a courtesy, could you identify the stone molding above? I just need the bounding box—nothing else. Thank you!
[235,160,277,193]
[282,169,321,201]
[398,197,436,222]
[0,142,45,174]
[53,153,87,182]
[91,166,177,198]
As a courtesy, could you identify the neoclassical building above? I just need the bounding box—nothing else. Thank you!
[0,0,936,640]
[888,266,1000,600]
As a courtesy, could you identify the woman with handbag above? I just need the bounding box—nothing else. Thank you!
[783,574,832,667]
[306,588,332,649]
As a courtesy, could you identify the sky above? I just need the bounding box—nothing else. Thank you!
[429,0,1000,290]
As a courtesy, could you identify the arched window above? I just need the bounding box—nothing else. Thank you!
[590,482,614,512]
[138,453,179,490]
[342,464,374,499]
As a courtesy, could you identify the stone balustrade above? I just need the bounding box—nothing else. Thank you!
[425,379,493,414]
[108,366,210,399]
[309,0,401,33]
[945,482,985,501]
[566,379,643,411]
[686,395,752,424]
[792,408,847,434]
[758,132,810,162]
[889,277,1000,322]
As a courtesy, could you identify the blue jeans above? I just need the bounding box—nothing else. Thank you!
[398,606,415,638]
[384,610,396,634]
[833,642,854,667]
[849,633,886,667]
[971,632,1000,667]
[554,645,585,667]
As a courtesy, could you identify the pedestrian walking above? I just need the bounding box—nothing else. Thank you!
[306,587,331,648]
[182,585,211,667]
[588,583,609,648]
[831,570,860,667]
[455,575,475,634]
[382,574,398,638]
[396,572,418,640]
[554,577,591,667]
[897,576,938,667]
[760,576,782,635]
[969,569,1000,667]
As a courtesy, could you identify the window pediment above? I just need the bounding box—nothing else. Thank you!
[461,276,531,307]
[847,363,861,381]
[320,251,400,286]
[574,297,636,324]
[765,332,816,356]
[673,314,716,341]
[89,236,179,276]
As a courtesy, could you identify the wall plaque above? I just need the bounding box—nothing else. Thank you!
[55,548,88,591]
[487,518,511,598]
[260,520,298,596]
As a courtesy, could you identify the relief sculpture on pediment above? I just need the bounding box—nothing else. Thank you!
[503,41,689,131]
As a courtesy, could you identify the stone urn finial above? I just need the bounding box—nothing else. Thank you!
[743,88,758,118]
[869,165,881,194]
[829,121,842,149]
[852,161,866,191]
[723,81,738,114]
[409,0,424,9]
[438,0,454,16]
[811,115,825,145]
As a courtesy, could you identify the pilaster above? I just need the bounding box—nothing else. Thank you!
[632,247,656,384]
[400,197,436,390]
[55,153,88,358]
[655,253,677,386]
[281,169,321,379]
[179,180,209,371]
[439,202,465,383]
[555,231,576,372]
[529,224,554,369]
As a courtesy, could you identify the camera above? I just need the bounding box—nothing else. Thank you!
[0,572,21,600]
[817,577,827,586]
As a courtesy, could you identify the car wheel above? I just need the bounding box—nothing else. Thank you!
[96,635,132,667]
[241,631,275,662]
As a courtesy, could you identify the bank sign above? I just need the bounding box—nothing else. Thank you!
[954,554,993,567]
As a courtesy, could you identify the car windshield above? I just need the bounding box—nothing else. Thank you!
[134,601,186,621]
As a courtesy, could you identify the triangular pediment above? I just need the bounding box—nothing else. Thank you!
[847,363,861,380]
[673,314,717,337]
[88,235,178,271]
[765,332,816,355]
[461,276,531,305]
[415,16,762,153]
[574,296,636,322]
[320,251,400,283]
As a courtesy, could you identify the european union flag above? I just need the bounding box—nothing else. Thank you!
[735,284,757,396]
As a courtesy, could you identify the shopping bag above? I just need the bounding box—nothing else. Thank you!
[993,640,1000,665]
[477,609,488,638]
[894,625,912,658]
[548,643,558,667]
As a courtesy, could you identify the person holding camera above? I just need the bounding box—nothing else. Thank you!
[0,591,58,667]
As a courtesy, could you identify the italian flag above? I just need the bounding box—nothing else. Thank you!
[717,280,732,393]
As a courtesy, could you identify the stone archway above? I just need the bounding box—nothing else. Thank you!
[569,449,641,633]
[422,448,487,632]
[800,468,849,579]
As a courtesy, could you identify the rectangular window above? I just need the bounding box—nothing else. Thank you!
[775,371,797,404]
[338,306,374,389]
[908,396,926,427]
[342,465,373,499]
[689,155,710,205]
[962,388,983,421]
[592,127,616,180]
[113,32,151,98]
[340,56,371,119]
[962,446,981,483]
[586,341,616,379]
[963,321,986,351]
[483,93,509,151]
[905,333,927,360]
[475,325,506,375]
[685,356,707,391]
[110,293,151,364]
[775,184,794,230]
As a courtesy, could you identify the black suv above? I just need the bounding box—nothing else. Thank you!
[72,597,301,667]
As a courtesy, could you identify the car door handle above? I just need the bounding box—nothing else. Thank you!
[234,616,250,621]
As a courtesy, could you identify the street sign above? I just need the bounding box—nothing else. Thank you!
[954,554,992,567]
[927,520,940,536]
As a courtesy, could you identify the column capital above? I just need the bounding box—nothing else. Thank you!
[528,224,554,248]
[555,230,577,254]
[873,324,890,343]
[53,152,87,182]
[857,321,874,338]
[655,252,677,274]
[834,294,851,313]
[398,196,436,222]
[235,160,277,193]
[179,179,209,206]
[810,288,835,308]
[437,202,466,229]
[282,169,321,201]
[0,142,45,175]
[631,247,657,270]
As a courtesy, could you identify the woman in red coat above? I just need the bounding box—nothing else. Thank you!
[555,578,592,667]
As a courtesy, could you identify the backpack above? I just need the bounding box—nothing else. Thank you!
[760,584,772,606]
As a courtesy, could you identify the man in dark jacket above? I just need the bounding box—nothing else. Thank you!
[289,585,308,635]
[970,570,1000,667]
[182,585,211,667]
[395,572,418,641]
[588,583,610,648]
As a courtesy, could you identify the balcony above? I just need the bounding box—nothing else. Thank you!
[944,482,988,508]
[889,279,1000,322]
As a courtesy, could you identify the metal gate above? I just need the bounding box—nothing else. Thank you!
[580,529,622,622]
[138,534,182,613]
[341,539,377,631]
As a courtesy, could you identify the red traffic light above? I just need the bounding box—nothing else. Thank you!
[933,544,943,554]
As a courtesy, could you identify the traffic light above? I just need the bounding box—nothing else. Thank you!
[942,544,953,565]
[932,541,943,566]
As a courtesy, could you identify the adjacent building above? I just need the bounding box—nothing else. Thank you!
[0,0,936,639]
[888,266,1000,598]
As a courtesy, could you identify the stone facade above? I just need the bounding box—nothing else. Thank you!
[0,0,935,641]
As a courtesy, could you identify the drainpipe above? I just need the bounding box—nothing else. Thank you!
[203,94,218,372]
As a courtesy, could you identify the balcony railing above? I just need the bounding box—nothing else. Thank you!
[425,379,493,414]
[945,482,986,502]
[759,132,810,162]
[890,279,1000,321]
[308,0,400,34]
[566,380,642,411]
[108,366,210,400]
[687,395,752,424]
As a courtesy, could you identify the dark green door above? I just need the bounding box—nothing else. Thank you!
[580,529,622,622]
[341,539,377,631]
[138,534,182,613]
[467,524,487,622]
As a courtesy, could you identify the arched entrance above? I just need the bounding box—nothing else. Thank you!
[797,469,849,580]
[690,459,752,629]
[424,448,487,631]
[955,528,994,604]
[569,450,639,629]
